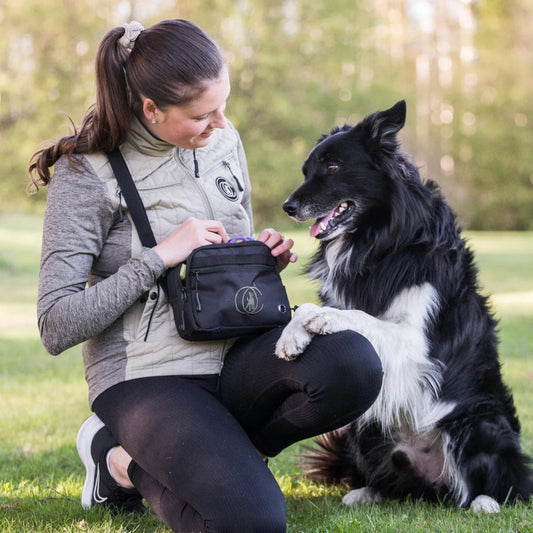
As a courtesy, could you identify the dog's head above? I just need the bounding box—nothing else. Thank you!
[283,100,407,241]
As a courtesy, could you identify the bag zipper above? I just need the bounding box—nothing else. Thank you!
[180,283,187,331]
[193,271,202,311]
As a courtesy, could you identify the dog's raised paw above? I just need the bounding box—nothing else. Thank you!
[470,495,500,514]
[275,328,313,360]
[305,310,342,335]
[342,487,383,506]
[274,303,321,360]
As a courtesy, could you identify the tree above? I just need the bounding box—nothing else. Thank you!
[2,0,532,229]
[455,0,533,229]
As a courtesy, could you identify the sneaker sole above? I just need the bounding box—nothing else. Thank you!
[76,415,105,510]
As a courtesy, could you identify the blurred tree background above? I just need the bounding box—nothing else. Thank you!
[1,0,532,229]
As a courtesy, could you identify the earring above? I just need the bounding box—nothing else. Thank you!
[151,118,157,124]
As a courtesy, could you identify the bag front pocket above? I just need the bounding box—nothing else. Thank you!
[188,264,290,331]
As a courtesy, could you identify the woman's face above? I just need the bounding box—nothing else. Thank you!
[144,67,230,149]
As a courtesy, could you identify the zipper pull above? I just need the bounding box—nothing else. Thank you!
[179,287,187,331]
[116,188,124,222]
[193,271,202,311]
[223,160,244,192]
[193,149,200,178]
[180,309,186,331]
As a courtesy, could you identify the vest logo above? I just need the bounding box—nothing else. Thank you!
[215,177,238,202]
[235,285,264,315]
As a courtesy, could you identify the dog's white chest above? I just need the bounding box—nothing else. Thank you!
[356,283,455,433]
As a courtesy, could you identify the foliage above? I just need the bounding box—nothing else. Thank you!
[454,0,533,229]
[1,213,533,531]
[1,1,532,229]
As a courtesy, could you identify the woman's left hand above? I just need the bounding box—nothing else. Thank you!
[257,229,298,271]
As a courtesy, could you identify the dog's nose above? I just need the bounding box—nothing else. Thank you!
[283,198,298,216]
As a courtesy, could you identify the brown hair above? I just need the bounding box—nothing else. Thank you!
[28,19,225,190]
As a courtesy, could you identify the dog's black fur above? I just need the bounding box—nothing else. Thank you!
[282,101,533,509]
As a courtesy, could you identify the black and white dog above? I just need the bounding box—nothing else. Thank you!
[275,101,533,513]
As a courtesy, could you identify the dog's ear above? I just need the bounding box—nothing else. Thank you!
[361,100,406,154]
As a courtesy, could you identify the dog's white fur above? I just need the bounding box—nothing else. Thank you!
[275,283,501,513]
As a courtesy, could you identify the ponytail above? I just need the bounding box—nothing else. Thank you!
[28,25,137,191]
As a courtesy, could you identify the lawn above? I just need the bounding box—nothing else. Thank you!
[0,212,532,532]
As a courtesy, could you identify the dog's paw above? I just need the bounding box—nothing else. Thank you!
[274,303,322,360]
[305,309,344,335]
[275,326,313,361]
[470,495,500,514]
[342,487,383,506]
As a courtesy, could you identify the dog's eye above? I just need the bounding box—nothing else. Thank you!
[327,164,339,174]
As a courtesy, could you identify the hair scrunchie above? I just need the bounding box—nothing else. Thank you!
[119,21,144,50]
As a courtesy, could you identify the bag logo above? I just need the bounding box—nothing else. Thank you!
[235,285,263,315]
[215,177,238,202]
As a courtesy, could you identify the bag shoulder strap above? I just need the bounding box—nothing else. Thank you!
[107,148,170,295]
[107,148,157,248]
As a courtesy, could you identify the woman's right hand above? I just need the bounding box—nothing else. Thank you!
[153,217,229,268]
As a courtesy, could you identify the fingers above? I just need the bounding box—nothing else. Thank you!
[275,249,298,271]
[284,250,299,264]
[257,228,290,253]
[153,218,228,267]
[203,221,229,244]
[206,220,229,242]
[257,228,298,271]
[187,218,229,245]
[257,228,294,257]
[257,228,283,248]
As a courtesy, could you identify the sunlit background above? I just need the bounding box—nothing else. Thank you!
[0,6,532,530]
[1,0,532,229]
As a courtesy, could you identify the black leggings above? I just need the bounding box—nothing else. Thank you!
[93,327,383,533]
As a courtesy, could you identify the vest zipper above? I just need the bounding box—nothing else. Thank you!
[143,285,160,341]
[177,150,215,219]
[193,149,200,178]
[222,160,244,192]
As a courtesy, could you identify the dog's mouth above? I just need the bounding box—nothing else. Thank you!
[310,201,355,238]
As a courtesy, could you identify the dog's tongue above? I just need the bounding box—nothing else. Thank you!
[310,209,336,238]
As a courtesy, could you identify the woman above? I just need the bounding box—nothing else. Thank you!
[29,19,383,532]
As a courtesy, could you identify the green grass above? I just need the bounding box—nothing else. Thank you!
[1,212,532,532]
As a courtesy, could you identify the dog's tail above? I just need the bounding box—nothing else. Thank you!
[301,428,357,486]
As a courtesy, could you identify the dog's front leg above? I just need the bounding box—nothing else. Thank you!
[275,303,382,361]
[304,285,451,432]
[305,307,370,336]
[305,284,438,363]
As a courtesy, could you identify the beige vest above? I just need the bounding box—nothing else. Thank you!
[83,118,254,396]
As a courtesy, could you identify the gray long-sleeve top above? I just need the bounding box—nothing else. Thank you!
[38,118,254,405]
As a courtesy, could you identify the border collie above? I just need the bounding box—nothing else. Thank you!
[275,101,532,513]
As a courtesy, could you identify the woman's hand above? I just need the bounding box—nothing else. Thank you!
[257,228,298,271]
[153,217,229,267]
